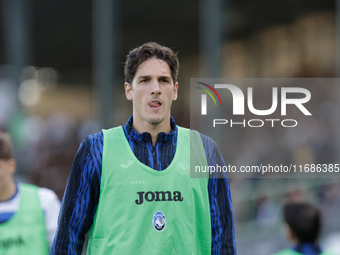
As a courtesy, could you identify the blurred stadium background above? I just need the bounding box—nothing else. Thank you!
[0,0,339,254]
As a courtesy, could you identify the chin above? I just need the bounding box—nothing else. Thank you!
[148,119,163,125]
[147,116,165,125]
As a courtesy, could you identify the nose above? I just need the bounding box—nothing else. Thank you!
[151,81,161,95]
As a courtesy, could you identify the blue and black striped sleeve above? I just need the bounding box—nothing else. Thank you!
[49,132,103,255]
[200,133,237,255]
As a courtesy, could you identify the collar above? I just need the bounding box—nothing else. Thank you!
[123,115,177,144]
[294,242,322,254]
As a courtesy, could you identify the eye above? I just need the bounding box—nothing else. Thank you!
[139,78,149,83]
[160,78,170,84]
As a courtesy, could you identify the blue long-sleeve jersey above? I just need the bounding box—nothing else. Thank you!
[50,116,236,254]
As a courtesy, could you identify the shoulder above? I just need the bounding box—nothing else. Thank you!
[198,132,218,148]
[177,126,217,146]
[74,131,104,165]
[37,187,60,203]
[81,131,103,151]
[37,187,61,211]
[177,126,219,152]
[18,184,60,213]
[192,130,226,168]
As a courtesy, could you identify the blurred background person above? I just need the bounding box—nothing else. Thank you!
[273,201,336,255]
[0,131,60,254]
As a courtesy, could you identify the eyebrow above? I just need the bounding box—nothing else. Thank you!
[136,75,171,80]
[136,75,150,80]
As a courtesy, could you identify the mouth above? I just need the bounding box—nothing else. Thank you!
[148,100,162,108]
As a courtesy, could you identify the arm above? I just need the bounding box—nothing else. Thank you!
[49,133,103,255]
[200,134,237,255]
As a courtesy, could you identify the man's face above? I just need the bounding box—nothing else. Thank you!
[125,57,178,129]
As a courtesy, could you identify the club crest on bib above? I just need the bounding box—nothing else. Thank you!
[153,211,166,231]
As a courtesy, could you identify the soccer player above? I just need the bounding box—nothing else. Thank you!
[0,131,61,254]
[50,42,236,254]
[274,201,335,255]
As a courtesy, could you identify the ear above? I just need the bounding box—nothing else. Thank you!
[172,82,179,101]
[124,82,133,101]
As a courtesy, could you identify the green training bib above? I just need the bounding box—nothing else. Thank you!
[88,126,211,255]
[0,184,49,255]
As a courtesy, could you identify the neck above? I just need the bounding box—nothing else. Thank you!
[0,180,16,201]
[132,118,171,146]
